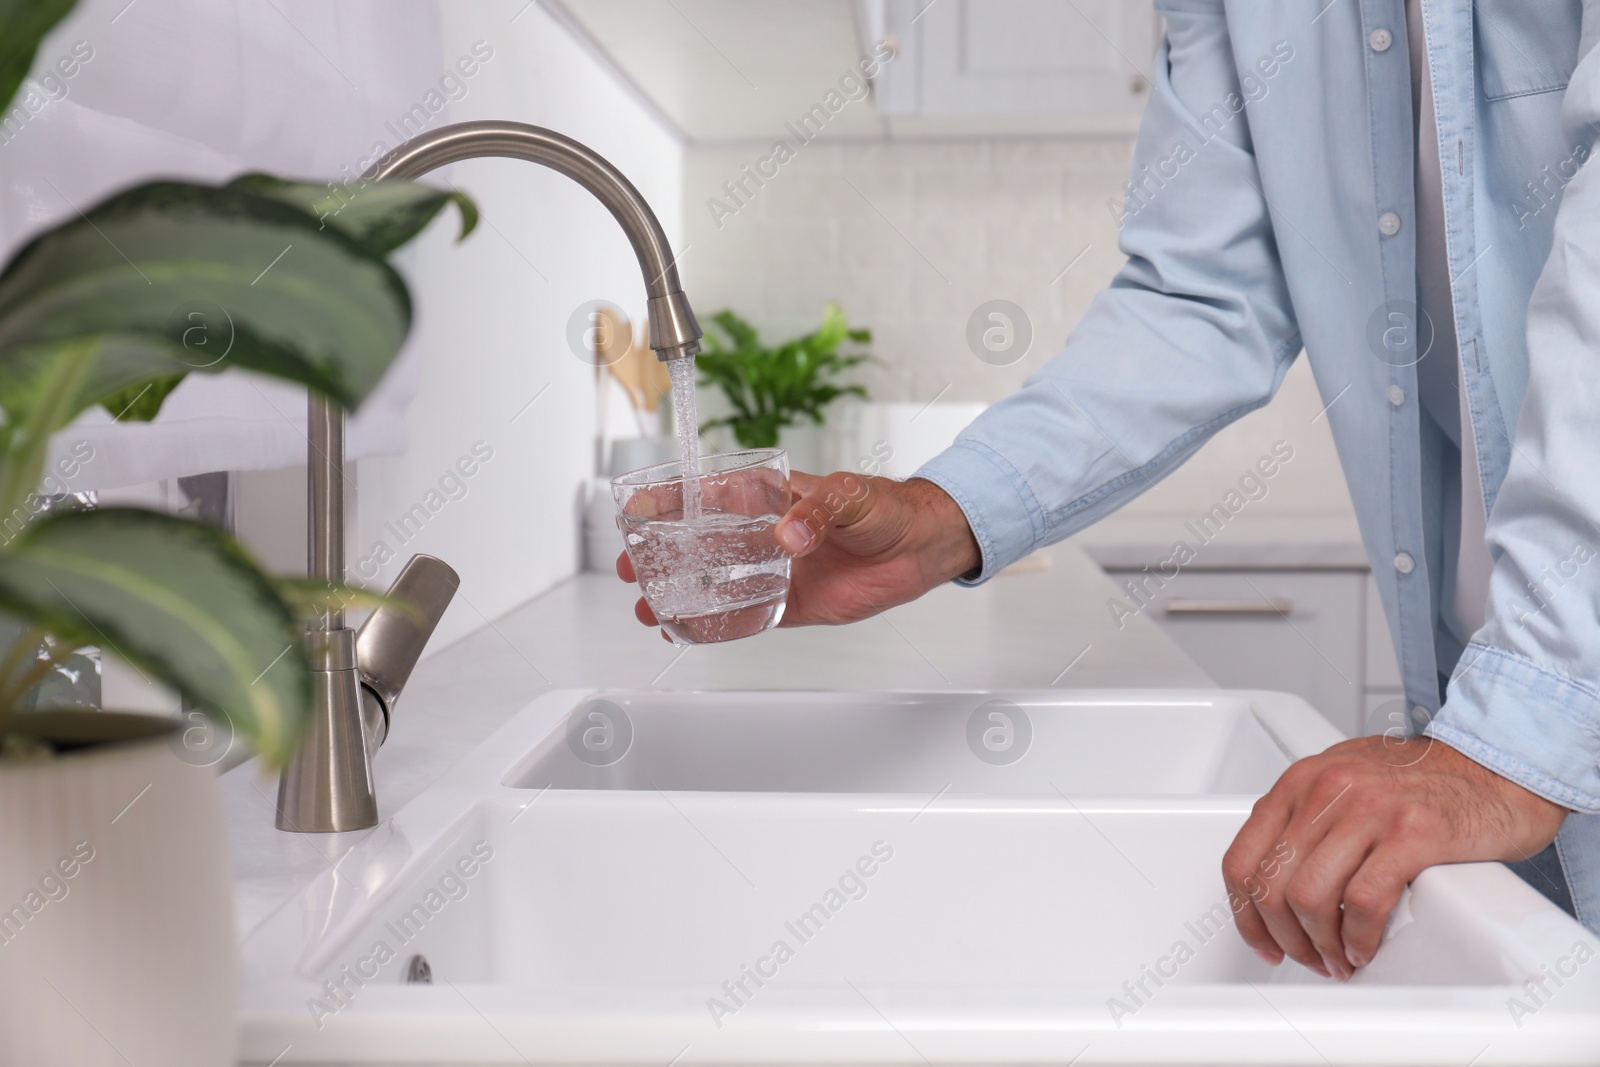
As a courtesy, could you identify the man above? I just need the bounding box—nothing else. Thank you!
[621,0,1600,978]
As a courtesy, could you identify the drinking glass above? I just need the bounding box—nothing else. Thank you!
[612,449,791,645]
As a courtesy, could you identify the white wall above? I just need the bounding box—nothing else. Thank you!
[679,135,1354,520]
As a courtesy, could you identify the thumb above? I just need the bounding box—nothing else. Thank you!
[775,471,874,556]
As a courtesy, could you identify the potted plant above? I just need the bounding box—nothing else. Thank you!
[0,8,476,1063]
[694,303,872,471]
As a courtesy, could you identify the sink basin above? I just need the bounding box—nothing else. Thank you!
[237,690,1600,1065]
[503,690,1300,793]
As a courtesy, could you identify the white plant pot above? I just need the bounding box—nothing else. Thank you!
[0,712,237,1065]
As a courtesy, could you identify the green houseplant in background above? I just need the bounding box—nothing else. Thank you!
[0,5,477,1064]
[695,302,872,449]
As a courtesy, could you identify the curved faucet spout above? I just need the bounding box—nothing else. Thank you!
[367,120,701,362]
[279,121,699,834]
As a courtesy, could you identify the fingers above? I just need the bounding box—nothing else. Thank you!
[788,470,822,496]
[620,483,681,519]
[620,554,667,639]
[775,471,874,556]
[1340,846,1421,970]
[1259,769,1362,980]
[1221,791,1299,967]
[1239,841,1327,977]
[1282,818,1374,980]
[1223,758,1349,976]
[621,554,657,632]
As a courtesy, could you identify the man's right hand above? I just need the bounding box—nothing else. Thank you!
[616,471,982,631]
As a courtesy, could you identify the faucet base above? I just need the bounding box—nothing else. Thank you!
[275,629,377,833]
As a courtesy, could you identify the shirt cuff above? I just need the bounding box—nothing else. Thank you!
[913,440,1043,585]
[1428,643,1600,814]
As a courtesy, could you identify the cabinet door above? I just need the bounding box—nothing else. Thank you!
[879,0,1156,116]
[1364,573,1402,690]
[1109,570,1366,737]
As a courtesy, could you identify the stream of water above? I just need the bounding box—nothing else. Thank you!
[668,356,702,520]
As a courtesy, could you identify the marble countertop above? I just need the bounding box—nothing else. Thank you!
[1072,513,1370,571]
[222,540,1213,952]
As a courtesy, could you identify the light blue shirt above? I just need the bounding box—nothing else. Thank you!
[917,0,1600,928]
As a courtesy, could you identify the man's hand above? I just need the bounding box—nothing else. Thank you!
[1223,734,1567,980]
[617,471,980,632]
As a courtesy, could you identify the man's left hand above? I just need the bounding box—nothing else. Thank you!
[1222,734,1568,980]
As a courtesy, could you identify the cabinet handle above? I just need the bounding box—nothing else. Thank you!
[1164,598,1293,616]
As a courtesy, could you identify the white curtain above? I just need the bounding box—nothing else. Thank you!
[0,0,447,492]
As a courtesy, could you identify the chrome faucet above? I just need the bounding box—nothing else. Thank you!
[276,121,703,833]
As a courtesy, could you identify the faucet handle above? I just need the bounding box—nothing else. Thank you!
[355,554,460,745]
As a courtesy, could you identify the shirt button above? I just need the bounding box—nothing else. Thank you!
[1378,212,1402,236]
[1394,552,1415,575]
[1387,385,1405,406]
[1369,28,1394,52]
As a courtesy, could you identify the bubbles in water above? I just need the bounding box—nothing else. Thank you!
[668,357,702,520]
[619,511,789,643]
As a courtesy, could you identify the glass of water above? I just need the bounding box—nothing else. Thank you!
[612,448,791,645]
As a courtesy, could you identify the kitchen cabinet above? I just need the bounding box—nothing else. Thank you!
[1103,567,1401,739]
[872,0,1156,130]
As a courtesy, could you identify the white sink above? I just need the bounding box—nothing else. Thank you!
[504,690,1301,793]
[238,690,1600,1065]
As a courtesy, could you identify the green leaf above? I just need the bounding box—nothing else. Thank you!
[810,303,849,352]
[227,174,478,256]
[0,0,79,115]
[0,180,416,434]
[711,310,761,351]
[99,373,185,422]
[0,340,95,521]
[0,336,185,438]
[0,508,309,764]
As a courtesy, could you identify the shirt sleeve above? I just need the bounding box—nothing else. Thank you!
[914,0,1303,582]
[1428,10,1600,814]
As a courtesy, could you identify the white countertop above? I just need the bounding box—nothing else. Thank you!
[222,540,1212,972]
[1073,513,1370,571]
